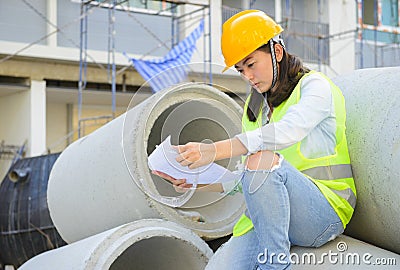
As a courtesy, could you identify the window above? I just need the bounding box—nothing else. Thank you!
[382,0,399,26]
[363,0,399,27]
[362,0,376,25]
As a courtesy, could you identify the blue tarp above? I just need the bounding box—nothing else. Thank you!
[127,19,204,93]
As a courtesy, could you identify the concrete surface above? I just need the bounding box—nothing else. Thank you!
[47,82,246,243]
[19,219,213,270]
[291,235,400,269]
[28,68,399,270]
[333,67,400,254]
[206,234,399,269]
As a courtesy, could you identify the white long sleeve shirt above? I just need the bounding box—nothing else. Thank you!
[223,73,337,193]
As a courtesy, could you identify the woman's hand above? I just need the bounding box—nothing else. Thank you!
[175,138,248,169]
[175,142,216,169]
[152,170,225,193]
[151,170,192,193]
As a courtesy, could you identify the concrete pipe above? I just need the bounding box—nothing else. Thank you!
[332,67,400,254]
[207,234,400,269]
[48,82,246,243]
[19,219,213,270]
[291,235,400,269]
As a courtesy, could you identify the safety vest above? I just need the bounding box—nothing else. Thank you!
[233,71,356,237]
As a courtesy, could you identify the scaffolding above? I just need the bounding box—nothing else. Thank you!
[0,140,26,167]
[222,0,399,72]
[77,0,212,138]
[221,1,331,70]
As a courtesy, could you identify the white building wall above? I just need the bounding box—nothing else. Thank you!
[327,0,356,76]
[0,91,30,146]
[0,81,47,180]
[0,90,30,180]
[46,0,58,47]
[0,0,359,170]
[46,102,68,154]
[210,0,225,70]
[29,80,47,157]
[301,0,329,24]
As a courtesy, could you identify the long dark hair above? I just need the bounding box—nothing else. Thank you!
[247,43,310,122]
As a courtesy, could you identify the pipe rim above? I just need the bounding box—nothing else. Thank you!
[122,82,246,237]
[87,219,213,269]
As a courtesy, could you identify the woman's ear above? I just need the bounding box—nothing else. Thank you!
[274,43,284,62]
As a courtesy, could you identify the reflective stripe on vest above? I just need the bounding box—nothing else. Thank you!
[233,71,356,237]
[301,164,353,180]
[301,164,357,209]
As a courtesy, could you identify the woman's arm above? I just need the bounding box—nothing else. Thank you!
[152,138,246,193]
[175,137,248,169]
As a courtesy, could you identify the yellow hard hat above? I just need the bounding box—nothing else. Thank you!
[221,10,283,72]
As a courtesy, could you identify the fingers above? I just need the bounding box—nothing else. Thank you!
[162,141,215,179]
[176,183,193,189]
[174,143,201,167]
[151,170,175,182]
[172,145,182,153]
[152,170,187,185]
[177,157,193,167]
[152,170,193,193]
[173,183,193,193]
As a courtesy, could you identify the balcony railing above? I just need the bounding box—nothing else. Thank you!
[280,18,330,66]
[221,5,241,23]
[221,6,330,66]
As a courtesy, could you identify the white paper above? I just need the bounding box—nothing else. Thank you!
[148,136,238,184]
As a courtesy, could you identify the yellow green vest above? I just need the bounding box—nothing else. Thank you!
[233,71,356,237]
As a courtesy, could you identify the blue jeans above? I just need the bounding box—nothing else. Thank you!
[206,159,344,270]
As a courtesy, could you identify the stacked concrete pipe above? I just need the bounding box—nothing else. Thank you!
[288,67,400,269]
[290,67,400,268]
[47,82,246,243]
[37,68,400,269]
[333,67,400,254]
[206,67,400,269]
[19,219,213,270]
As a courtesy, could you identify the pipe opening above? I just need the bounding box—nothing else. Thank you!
[147,103,231,197]
[8,168,31,183]
[47,83,246,242]
[109,236,208,270]
[143,98,244,223]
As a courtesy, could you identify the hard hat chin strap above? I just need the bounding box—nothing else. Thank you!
[269,39,278,91]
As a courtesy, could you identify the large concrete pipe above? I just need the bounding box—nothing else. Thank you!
[19,219,213,270]
[332,67,400,254]
[48,83,246,243]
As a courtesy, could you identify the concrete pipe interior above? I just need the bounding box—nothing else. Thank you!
[147,100,236,198]
[48,83,246,242]
[136,90,245,230]
[110,236,207,270]
[19,219,213,270]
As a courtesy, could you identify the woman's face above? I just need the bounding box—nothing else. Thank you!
[234,44,283,94]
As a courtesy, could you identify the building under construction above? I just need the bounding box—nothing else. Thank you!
[0,0,399,269]
[0,0,399,179]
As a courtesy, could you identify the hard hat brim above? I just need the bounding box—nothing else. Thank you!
[222,66,230,73]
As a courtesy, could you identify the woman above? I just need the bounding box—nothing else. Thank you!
[154,10,356,269]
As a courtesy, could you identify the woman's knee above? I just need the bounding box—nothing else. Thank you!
[246,151,279,170]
